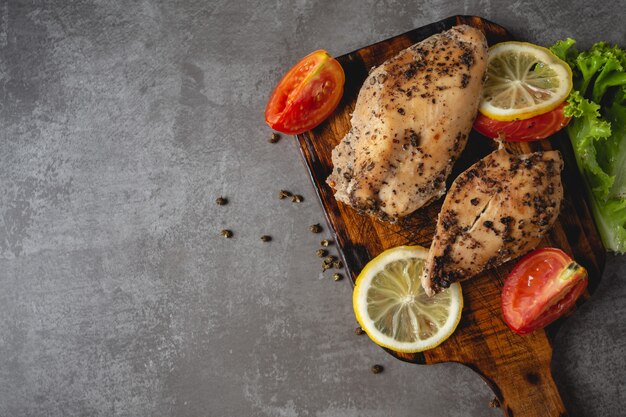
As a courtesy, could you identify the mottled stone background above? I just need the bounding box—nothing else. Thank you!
[0,1,624,416]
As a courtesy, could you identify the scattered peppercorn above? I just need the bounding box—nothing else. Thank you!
[371,364,384,374]
[323,256,337,264]
[260,235,272,242]
[216,197,228,206]
[322,263,332,272]
[309,223,322,233]
[278,190,292,199]
[220,229,233,238]
[268,132,281,143]
[332,273,343,281]
[292,194,303,203]
[489,398,501,408]
[316,249,328,258]
[355,326,365,335]
[333,260,343,269]
[320,239,332,247]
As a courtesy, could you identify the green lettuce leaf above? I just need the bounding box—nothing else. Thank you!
[563,91,613,199]
[552,39,626,253]
[550,38,578,65]
[603,88,626,199]
[589,196,626,254]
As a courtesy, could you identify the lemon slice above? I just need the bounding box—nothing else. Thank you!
[353,246,463,353]
[479,41,573,121]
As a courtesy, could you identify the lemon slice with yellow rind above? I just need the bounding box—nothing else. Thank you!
[479,41,573,121]
[353,246,463,353]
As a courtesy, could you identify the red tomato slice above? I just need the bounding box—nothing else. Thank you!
[265,50,345,135]
[473,102,570,142]
[502,248,588,335]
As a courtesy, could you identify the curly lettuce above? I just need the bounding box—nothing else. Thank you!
[550,39,626,253]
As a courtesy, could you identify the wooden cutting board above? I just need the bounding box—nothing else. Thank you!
[296,15,606,417]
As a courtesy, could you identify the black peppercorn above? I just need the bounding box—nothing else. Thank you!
[278,190,292,199]
[216,197,228,206]
[332,273,343,281]
[355,326,365,335]
[260,235,271,242]
[323,256,336,264]
[309,224,322,233]
[489,398,501,408]
[316,249,328,258]
[292,195,303,203]
[220,229,233,238]
[371,364,384,374]
[268,132,281,143]
[320,239,331,247]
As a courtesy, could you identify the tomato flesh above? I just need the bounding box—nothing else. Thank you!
[502,248,588,335]
[265,50,345,135]
[473,102,570,142]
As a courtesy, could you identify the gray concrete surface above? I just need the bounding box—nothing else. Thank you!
[0,1,624,416]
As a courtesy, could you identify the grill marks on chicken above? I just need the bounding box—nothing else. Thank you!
[422,149,564,296]
[327,25,488,222]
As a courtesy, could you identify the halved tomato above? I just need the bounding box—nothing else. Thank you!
[473,102,570,142]
[502,248,588,335]
[265,50,345,135]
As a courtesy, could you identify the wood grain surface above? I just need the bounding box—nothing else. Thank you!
[296,15,606,417]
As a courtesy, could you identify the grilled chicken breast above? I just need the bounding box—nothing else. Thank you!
[422,148,564,296]
[327,25,488,222]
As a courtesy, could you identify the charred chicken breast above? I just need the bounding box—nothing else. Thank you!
[422,148,564,296]
[327,25,488,221]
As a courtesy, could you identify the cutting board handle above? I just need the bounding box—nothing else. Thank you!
[466,360,568,417]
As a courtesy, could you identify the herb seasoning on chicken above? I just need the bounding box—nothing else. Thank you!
[421,148,564,296]
[327,25,488,221]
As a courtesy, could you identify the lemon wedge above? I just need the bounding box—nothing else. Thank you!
[479,41,573,121]
[353,246,463,353]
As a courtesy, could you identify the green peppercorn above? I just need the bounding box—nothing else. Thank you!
[371,364,384,374]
